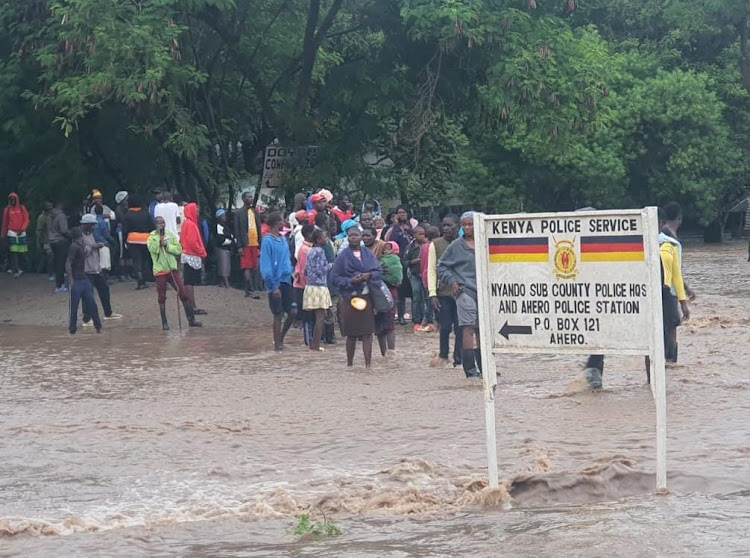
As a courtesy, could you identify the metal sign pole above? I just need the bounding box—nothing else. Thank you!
[644,207,668,491]
[475,213,500,489]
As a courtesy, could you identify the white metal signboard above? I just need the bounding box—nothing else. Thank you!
[474,209,667,492]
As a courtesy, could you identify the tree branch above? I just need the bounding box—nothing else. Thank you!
[295,0,321,112]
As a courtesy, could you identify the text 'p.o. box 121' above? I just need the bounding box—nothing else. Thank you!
[480,209,661,356]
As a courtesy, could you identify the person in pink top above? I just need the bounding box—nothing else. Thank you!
[419,226,441,332]
[293,224,315,345]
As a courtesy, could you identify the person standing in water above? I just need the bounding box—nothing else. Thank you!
[79,214,122,325]
[147,216,202,329]
[66,227,102,334]
[428,214,462,368]
[438,212,481,378]
[403,225,432,332]
[294,224,315,345]
[331,226,382,368]
[376,241,402,358]
[384,205,414,325]
[180,203,207,314]
[260,211,297,351]
[303,229,333,351]
[659,202,691,362]
[233,191,263,298]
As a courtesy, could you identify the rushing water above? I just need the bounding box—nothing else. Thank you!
[1,241,749,556]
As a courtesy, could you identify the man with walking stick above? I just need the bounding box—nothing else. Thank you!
[147,216,202,330]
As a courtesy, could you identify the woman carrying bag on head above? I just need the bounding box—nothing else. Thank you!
[330,227,383,369]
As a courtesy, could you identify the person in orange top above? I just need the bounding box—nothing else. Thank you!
[2,193,30,277]
[233,191,263,299]
[122,195,154,290]
[180,202,207,315]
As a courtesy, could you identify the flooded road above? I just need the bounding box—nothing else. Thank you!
[1,241,749,556]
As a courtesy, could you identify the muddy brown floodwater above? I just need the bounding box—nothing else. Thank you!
[1,241,749,557]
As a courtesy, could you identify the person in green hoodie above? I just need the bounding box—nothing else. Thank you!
[376,241,403,357]
[147,216,202,330]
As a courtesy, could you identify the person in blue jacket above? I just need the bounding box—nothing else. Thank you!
[260,211,297,351]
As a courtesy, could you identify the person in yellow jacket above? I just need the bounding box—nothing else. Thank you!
[659,203,690,363]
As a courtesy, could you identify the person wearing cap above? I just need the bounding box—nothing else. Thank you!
[88,189,114,222]
[154,191,180,236]
[79,214,122,325]
[233,190,263,298]
[333,219,359,255]
[214,208,235,288]
[308,193,328,226]
[66,226,102,334]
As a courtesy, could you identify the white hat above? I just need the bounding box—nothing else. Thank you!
[115,191,128,204]
[80,214,98,225]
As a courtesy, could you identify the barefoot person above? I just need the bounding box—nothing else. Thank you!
[438,212,481,378]
[260,211,297,351]
[147,216,202,330]
[303,229,333,351]
[331,226,382,368]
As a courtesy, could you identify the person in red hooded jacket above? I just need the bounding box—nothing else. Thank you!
[180,202,208,315]
[2,193,30,277]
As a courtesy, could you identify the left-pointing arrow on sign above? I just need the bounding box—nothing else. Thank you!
[499,321,532,340]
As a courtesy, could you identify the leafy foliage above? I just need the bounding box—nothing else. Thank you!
[0,0,748,232]
[288,513,342,539]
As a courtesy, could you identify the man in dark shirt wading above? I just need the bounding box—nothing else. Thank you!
[66,226,102,334]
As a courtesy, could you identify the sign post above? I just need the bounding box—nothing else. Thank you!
[474,208,666,491]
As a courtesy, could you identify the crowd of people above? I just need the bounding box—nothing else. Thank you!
[1,189,694,381]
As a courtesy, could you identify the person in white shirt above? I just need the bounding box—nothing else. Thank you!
[154,191,181,236]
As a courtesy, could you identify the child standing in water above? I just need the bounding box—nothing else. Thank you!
[303,229,333,351]
[376,241,403,357]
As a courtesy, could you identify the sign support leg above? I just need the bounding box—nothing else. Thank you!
[644,207,667,491]
[483,377,499,489]
[654,355,667,491]
[475,213,500,489]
